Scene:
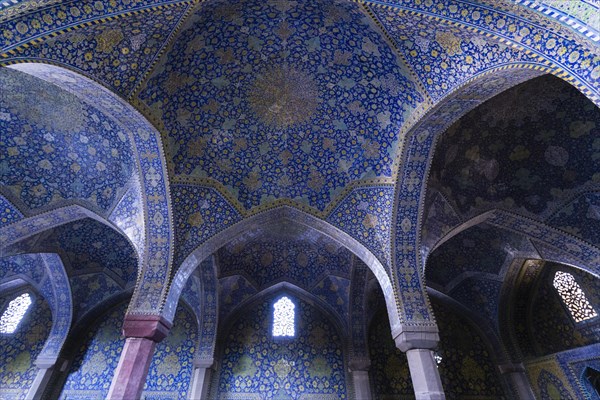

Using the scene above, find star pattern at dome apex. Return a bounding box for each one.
[137,0,424,213]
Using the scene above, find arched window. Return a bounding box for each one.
[272,296,295,337]
[0,292,33,334]
[553,271,597,323]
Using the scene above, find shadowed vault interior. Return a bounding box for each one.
[1,0,599,399]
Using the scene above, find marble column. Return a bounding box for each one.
[395,329,446,400]
[107,315,172,400]
[348,358,372,400]
[498,363,535,399]
[25,356,61,400]
[188,358,214,400]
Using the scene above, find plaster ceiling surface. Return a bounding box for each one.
[136,0,424,213]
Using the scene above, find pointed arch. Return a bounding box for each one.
[3,63,174,316]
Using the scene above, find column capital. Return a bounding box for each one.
[497,362,526,374]
[393,325,439,352]
[123,314,172,342]
[194,358,214,368]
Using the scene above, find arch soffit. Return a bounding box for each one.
[0,203,140,262]
[391,64,547,327]
[2,62,175,316]
[429,209,600,280]
[166,206,401,334]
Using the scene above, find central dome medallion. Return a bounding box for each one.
[138,0,423,212]
[248,66,319,129]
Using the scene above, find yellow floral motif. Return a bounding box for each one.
[156,353,181,376]
[435,31,462,56]
[95,28,124,53]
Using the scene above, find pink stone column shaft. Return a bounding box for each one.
[107,315,171,400]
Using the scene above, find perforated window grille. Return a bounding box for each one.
[0,293,33,334]
[553,271,597,323]
[273,296,295,337]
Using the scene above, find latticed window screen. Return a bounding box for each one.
[553,271,598,323]
[272,296,295,337]
[0,293,33,334]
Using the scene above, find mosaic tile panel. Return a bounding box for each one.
[525,358,577,400]
[8,4,191,97]
[215,295,347,399]
[172,184,242,266]
[138,0,423,212]
[530,265,600,356]
[0,67,135,213]
[556,343,600,400]
[0,0,181,49]
[218,233,352,291]
[326,186,394,269]
[430,75,600,218]
[393,67,542,325]
[373,9,535,100]
[69,273,123,322]
[143,303,196,400]
[219,275,258,321]
[449,277,502,330]
[311,275,350,322]
[7,63,174,316]
[371,0,600,102]
[0,194,23,228]
[349,261,369,358]
[60,301,196,400]
[0,295,52,400]
[548,191,600,247]
[368,299,506,399]
[426,223,525,286]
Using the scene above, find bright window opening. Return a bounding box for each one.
[0,293,33,334]
[272,296,295,337]
[553,271,597,323]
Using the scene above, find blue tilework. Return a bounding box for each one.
[371,0,600,101]
[197,258,218,361]
[219,275,258,321]
[9,4,191,97]
[69,273,123,322]
[39,218,139,286]
[369,299,506,399]
[0,0,182,51]
[548,191,600,247]
[0,295,52,400]
[7,64,174,316]
[0,67,135,213]
[426,223,524,286]
[556,343,600,400]
[449,277,501,330]
[430,75,600,218]
[216,295,347,399]
[218,237,352,291]
[312,275,350,322]
[536,369,575,400]
[421,190,462,254]
[0,194,23,228]
[392,67,543,325]
[326,186,394,269]
[137,0,423,212]
[172,184,242,266]
[373,9,536,100]
[349,261,369,358]
[143,303,197,400]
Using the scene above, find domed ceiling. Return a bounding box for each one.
[137,0,423,213]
